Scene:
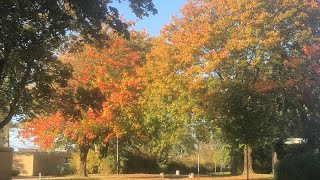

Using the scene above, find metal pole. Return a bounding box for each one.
[246,144,249,180]
[116,137,119,174]
[7,127,10,147]
[197,142,200,175]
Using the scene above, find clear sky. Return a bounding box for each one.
[114,0,187,36]
[10,128,38,151]
[9,0,187,151]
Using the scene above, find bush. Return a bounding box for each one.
[158,163,168,173]
[122,153,159,174]
[59,163,75,176]
[166,159,212,175]
[69,153,78,174]
[12,170,20,177]
[70,150,101,174]
[275,152,320,180]
[99,156,116,174]
[253,146,272,174]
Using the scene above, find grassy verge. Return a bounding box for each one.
[211,171,232,176]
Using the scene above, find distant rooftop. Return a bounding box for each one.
[284,138,306,145]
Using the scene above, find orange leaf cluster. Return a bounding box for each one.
[20,32,147,149]
[254,80,278,92]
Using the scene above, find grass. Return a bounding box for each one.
[46,178,98,180]
[45,175,99,180]
[43,173,273,180]
[211,171,232,176]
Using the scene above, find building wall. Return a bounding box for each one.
[12,154,34,176]
[0,147,13,180]
[33,153,67,176]
[13,152,70,176]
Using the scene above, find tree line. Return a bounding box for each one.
[1,0,320,177]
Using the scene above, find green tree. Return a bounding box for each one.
[138,37,204,163]
[200,130,230,173]
[157,0,320,176]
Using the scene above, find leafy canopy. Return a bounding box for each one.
[19,31,150,150]
[0,0,157,129]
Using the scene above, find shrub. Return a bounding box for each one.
[59,164,75,176]
[122,153,159,174]
[166,159,212,175]
[167,161,189,174]
[69,153,78,173]
[253,146,272,174]
[86,151,101,173]
[70,150,101,174]
[158,163,168,173]
[275,152,320,180]
[12,170,20,177]
[99,156,116,174]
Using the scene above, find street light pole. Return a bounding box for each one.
[246,144,249,180]
[197,142,200,175]
[117,137,119,174]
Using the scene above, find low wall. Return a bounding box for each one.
[0,147,13,180]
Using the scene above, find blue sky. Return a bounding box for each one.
[114,0,187,36]
[10,128,38,151]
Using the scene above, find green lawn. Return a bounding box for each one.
[44,173,273,180]
[211,171,232,176]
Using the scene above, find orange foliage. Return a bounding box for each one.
[19,32,147,149]
[284,79,295,87]
[254,79,278,92]
[19,113,65,149]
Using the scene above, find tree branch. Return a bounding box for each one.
[0,61,32,129]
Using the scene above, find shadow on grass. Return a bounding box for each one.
[170,174,273,180]
[43,173,273,180]
[46,179,98,180]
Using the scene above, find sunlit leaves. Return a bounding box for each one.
[153,0,320,148]
[19,31,149,150]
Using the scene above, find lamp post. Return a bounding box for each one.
[197,142,200,175]
[116,137,119,174]
[246,144,249,180]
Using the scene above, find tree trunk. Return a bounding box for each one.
[0,61,31,129]
[79,145,90,177]
[214,163,217,173]
[243,144,254,177]
[0,96,19,129]
[272,151,278,174]
[99,143,109,158]
[0,59,6,86]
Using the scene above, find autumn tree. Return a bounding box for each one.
[137,36,205,163]
[20,31,150,176]
[155,0,320,176]
[199,129,230,173]
[0,0,157,130]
